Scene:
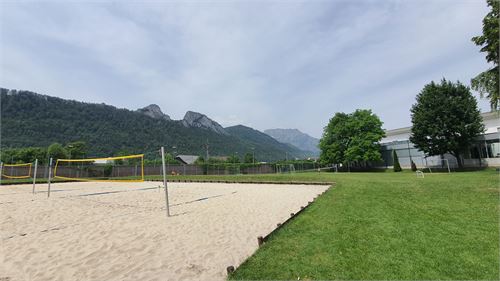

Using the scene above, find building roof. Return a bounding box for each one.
[482,111,500,121]
[382,111,499,143]
[384,111,499,137]
[174,155,199,165]
[384,126,411,137]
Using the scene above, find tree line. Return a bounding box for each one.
[0,141,280,166]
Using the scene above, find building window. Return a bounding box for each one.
[489,141,500,158]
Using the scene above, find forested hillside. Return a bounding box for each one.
[0,88,308,161]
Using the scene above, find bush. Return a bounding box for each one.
[393,150,402,172]
[103,164,113,177]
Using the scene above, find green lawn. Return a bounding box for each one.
[221,170,498,280]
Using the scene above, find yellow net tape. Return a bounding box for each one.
[1,163,33,179]
[54,154,144,182]
[56,154,145,162]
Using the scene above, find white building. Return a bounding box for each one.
[380,111,500,168]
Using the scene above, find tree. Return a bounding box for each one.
[17,147,47,164]
[164,153,179,164]
[47,143,68,160]
[244,152,255,164]
[320,109,385,167]
[195,156,205,164]
[207,157,225,164]
[393,150,402,172]
[471,0,499,110]
[0,147,47,164]
[319,112,350,165]
[65,141,87,159]
[410,79,485,168]
[226,155,240,164]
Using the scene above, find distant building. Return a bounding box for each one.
[380,111,500,168]
[174,155,199,165]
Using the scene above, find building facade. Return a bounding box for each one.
[380,111,500,168]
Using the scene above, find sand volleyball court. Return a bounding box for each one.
[0,181,328,281]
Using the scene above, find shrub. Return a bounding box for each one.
[393,150,402,172]
[411,160,417,172]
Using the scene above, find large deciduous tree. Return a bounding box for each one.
[47,143,68,160]
[319,112,350,165]
[410,79,484,168]
[471,0,499,110]
[320,109,384,167]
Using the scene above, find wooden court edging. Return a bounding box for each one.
[1,179,332,186]
[0,179,77,186]
[161,179,333,186]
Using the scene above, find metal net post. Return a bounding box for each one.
[32,159,38,194]
[47,158,53,198]
[161,147,170,217]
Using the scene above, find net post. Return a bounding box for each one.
[47,158,53,198]
[141,155,144,181]
[32,159,38,194]
[161,147,170,217]
[0,162,3,185]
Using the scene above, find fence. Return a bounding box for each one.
[1,162,326,179]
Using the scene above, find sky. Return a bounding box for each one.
[0,0,493,138]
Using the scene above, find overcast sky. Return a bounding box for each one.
[0,0,492,138]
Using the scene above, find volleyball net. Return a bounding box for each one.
[1,162,33,179]
[53,154,144,182]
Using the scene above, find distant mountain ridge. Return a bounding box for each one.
[225,125,307,159]
[264,128,320,156]
[1,88,309,161]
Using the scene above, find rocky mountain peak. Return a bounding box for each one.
[137,104,171,121]
[182,111,228,135]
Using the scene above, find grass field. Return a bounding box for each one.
[220,170,499,280]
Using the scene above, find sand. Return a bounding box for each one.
[0,181,328,281]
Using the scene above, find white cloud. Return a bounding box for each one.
[0,0,491,138]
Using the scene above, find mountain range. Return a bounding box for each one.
[0,88,316,161]
[264,128,320,156]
